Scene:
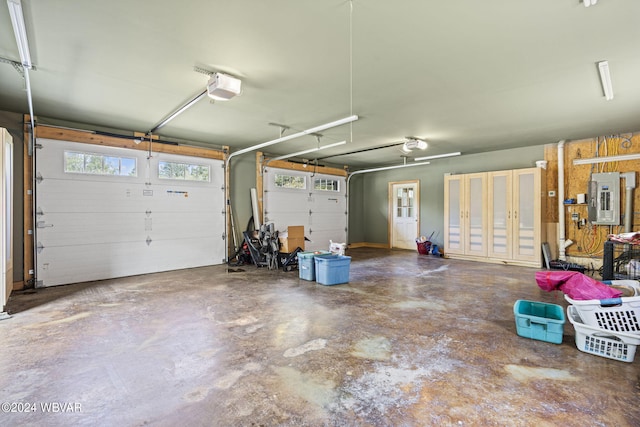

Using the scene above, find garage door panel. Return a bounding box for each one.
[264,212,310,233]
[309,212,347,231]
[264,191,308,212]
[38,180,148,214]
[39,182,220,214]
[37,211,222,246]
[148,238,218,269]
[37,242,154,287]
[37,212,147,245]
[37,238,216,287]
[145,212,222,240]
[149,183,220,209]
[309,197,345,213]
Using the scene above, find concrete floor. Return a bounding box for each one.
[1,248,639,426]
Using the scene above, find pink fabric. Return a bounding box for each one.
[535,271,622,300]
[607,232,640,245]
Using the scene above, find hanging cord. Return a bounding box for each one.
[349,0,354,144]
[145,133,154,185]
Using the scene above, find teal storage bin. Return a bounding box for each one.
[298,251,332,281]
[514,300,565,344]
[315,255,351,286]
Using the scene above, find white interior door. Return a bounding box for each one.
[1,128,13,310]
[391,181,419,250]
[35,139,225,287]
[263,167,346,252]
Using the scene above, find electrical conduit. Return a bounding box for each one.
[558,140,566,261]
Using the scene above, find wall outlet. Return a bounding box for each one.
[548,190,556,197]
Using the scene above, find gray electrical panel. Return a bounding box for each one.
[587,172,620,225]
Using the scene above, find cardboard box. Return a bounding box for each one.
[280,237,304,253]
[287,226,304,238]
[279,226,305,253]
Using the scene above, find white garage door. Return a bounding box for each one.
[35,138,225,287]
[263,167,346,252]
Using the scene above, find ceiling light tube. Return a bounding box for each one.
[229,115,358,159]
[269,140,347,162]
[7,0,32,69]
[573,153,640,165]
[414,152,462,161]
[349,161,431,177]
[597,61,613,100]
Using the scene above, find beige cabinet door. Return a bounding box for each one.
[464,173,487,257]
[512,168,541,264]
[488,170,513,259]
[444,175,464,255]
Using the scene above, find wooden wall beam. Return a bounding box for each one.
[255,152,264,227]
[35,126,224,160]
[22,115,33,289]
[262,158,348,177]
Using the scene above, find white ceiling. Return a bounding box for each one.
[1,0,639,167]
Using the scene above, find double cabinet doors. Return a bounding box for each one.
[444,173,487,257]
[445,168,541,264]
[487,168,540,263]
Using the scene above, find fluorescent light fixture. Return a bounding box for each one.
[414,151,462,161]
[207,72,242,101]
[349,161,431,176]
[229,115,358,159]
[7,0,32,69]
[573,153,640,165]
[269,140,346,162]
[597,61,613,100]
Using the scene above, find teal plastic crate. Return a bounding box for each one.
[298,251,332,281]
[514,300,565,344]
[315,255,351,286]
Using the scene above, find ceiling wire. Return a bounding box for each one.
[349,0,354,145]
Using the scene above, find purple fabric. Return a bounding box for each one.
[535,271,622,300]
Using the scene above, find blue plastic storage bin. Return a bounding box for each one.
[514,300,565,344]
[315,255,351,286]
[298,251,332,281]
